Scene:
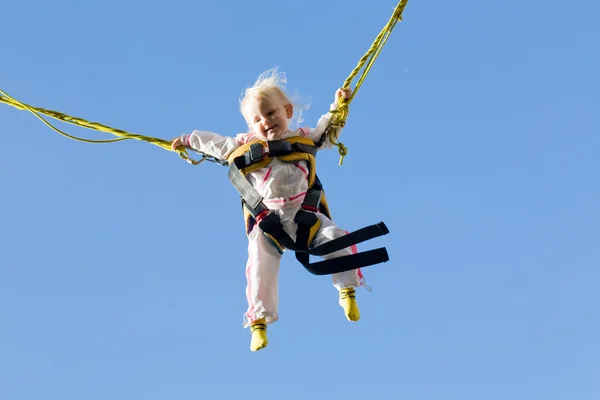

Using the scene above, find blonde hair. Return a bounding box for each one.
[240,67,310,130]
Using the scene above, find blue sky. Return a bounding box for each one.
[1,0,598,399]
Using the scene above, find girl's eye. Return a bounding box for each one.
[268,111,275,116]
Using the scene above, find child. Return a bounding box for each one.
[171,68,367,351]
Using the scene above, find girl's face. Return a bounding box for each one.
[243,93,293,140]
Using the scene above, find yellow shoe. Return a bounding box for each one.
[250,319,268,352]
[339,288,360,322]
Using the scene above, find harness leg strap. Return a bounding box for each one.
[294,220,390,275]
[257,212,299,251]
[308,222,390,256]
[296,248,390,275]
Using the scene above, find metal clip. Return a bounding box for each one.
[178,151,206,166]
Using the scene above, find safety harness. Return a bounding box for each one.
[226,135,389,276]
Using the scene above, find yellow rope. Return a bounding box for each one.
[0,89,196,163]
[328,0,408,165]
[0,0,407,166]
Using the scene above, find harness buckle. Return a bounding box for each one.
[266,140,292,156]
[301,188,322,212]
[245,142,266,165]
[295,209,318,226]
[258,212,282,232]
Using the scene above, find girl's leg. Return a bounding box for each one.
[244,227,283,351]
[311,213,366,321]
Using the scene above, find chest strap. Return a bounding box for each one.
[232,139,318,170]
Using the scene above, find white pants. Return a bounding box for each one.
[243,207,364,327]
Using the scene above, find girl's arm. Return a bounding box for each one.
[172,130,241,160]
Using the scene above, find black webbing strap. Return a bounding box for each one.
[257,213,296,248]
[297,248,390,275]
[294,219,390,275]
[306,222,389,256]
[293,210,318,251]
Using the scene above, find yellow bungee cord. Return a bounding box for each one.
[0,88,203,164]
[327,0,408,165]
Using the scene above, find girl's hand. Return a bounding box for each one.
[335,87,352,104]
[171,136,185,151]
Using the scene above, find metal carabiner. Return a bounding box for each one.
[178,150,206,166]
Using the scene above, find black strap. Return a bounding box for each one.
[293,218,390,275]
[297,247,390,275]
[293,210,317,251]
[307,222,389,256]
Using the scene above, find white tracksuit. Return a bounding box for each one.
[180,108,365,327]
